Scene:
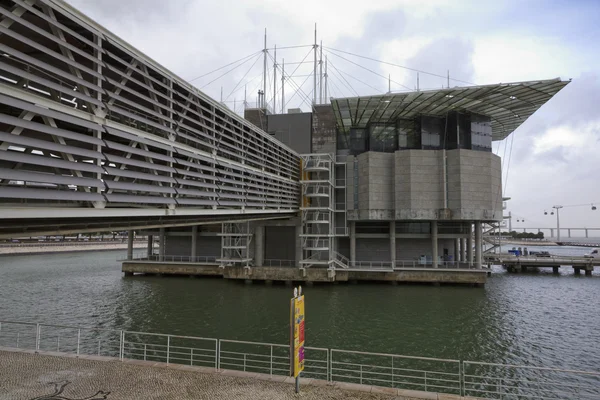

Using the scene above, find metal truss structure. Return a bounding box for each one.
[218,221,253,267]
[299,154,336,268]
[0,0,300,226]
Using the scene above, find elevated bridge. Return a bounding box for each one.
[0,0,301,238]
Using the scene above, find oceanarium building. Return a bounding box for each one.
[193,80,569,273]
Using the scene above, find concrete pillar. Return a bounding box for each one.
[475,221,482,269]
[585,229,589,238]
[553,266,559,274]
[461,238,467,263]
[550,228,554,238]
[254,225,264,267]
[431,221,438,268]
[349,221,356,266]
[568,229,571,238]
[127,230,134,260]
[454,239,460,266]
[159,228,165,262]
[191,226,198,261]
[295,224,302,267]
[585,268,593,276]
[390,221,396,267]
[467,226,474,268]
[147,235,153,259]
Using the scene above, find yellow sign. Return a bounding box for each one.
[291,293,305,377]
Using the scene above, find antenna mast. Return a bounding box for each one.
[262,28,267,108]
[319,40,323,104]
[313,23,317,105]
[281,58,285,113]
[324,56,328,102]
[273,44,277,113]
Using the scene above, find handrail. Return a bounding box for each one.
[1,319,598,398]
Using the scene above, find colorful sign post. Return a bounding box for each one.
[290,286,305,393]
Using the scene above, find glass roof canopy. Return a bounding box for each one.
[331,78,570,141]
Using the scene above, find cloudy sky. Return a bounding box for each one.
[67,0,600,233]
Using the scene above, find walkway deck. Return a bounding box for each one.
[0,348,475,400]
[487,255,599,275]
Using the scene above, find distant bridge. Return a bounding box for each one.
[0,0,300,238]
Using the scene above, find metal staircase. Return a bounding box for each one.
[299,154,335,268]
[218,221,253,266]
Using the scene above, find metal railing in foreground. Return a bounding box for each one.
[463,361,600,400]
[1,320,599,398]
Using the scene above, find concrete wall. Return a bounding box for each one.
[264,226,296,261]
[352,237,456,262]
[163,229,220,258]
[355,238,390,262]
[347,149,502,222]
[244,108,268,131]
[267,112,312,154]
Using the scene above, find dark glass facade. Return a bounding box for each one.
[338,111,492,155]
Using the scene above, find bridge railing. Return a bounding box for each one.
[1,320,600,398]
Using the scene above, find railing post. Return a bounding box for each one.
[326,349,330,382]
[360,364,363,384]
[424,371,427,391]
[391,356,394,388]
[243,353,246,371]
[190,348,194,366]
[76,329,81,356]
[460,361,464,397]
[270,346,273,376]
[144,344,147,361]
[216,340,220,371]
[166,335,171,365]
[98,339,101,356]
[16,332,19,348]
[57,336,60,352]
[119,330,124,361]
[35,324,40,352]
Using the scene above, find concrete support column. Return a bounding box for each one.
[254,225,264,267]
[147,235,153,259]
[467,227,474,268]
[461,238,467,262]
[127,230,134,261]
[159,228,165,262]
[295,224,302,267]
[475,221,482,269]
[390,221,396,267]
[191,226,198,261]
[349,221,356,266]
[454,238,459,266]
[431,221,438,268]
[585,229,589,238]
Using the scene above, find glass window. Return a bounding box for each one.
[397,119,420,149]
[349,128,367,155]
[368,124,397,153]
[421,116,443,149]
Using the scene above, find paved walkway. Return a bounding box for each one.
[0,349,476,400]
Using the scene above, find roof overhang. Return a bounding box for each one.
[331,78,570,141]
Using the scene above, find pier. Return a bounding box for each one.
[486,255,598,275]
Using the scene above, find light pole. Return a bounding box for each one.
[553,205,563,241]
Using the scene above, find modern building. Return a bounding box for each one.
[153,80,569,276]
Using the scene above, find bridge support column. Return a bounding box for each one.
[585,267,593,276]
[127,230,134,261]
[585,229,589,238]
[147,235,153,259]
[475,221,482,269]
[254,225,264,267]
[454,239,459,266]
[390,221,396,268]
[553,266,559,274]
[568,229,571,238]
[159,228,165,262]
[191,226,198,261]
[467,234,474,269]
[350,221,356,266]
[431,221,438,268]
[574,267,581,275]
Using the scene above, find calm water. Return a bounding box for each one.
[0,247,599,373]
